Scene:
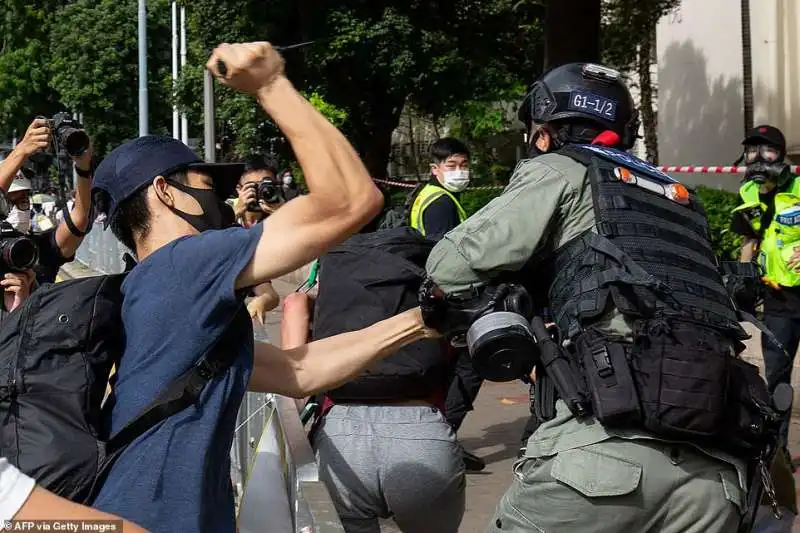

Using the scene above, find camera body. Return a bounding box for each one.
[247,179,284,212]
[0,222,38,274]
[47,113,90,158]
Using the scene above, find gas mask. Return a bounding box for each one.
[419,279,537,381]
[165,181,236,233]
[745,162,790,186]
[743,144,789,186]
[441,170,470,193]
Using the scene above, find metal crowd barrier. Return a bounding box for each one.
[74,225,343,532]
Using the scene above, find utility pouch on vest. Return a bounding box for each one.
[576,332,641,427]
[534,369,557,422]
[630,318,731,439]
[725,357,777,455]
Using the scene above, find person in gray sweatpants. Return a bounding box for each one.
[313,404,465,533]
[281,232,465,533]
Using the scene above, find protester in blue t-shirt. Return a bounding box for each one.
[90,42,437,533]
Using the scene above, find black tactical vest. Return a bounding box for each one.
[533,145,761,447]
[547,144,746,342]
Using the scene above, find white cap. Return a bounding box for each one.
[9,175,31,193]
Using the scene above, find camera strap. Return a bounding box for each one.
[62,205,93,238]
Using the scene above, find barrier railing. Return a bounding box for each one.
[73,225,342,532]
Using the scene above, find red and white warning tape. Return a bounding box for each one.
[659,165,800,174]
[374,165,800,190]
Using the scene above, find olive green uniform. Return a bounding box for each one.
[426,153,746,532]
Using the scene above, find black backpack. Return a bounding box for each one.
[312,227,452,401]
[377,184,424,230]
[0,274,236,503]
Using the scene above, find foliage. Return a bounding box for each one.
[49,0,174,156]
[696,185,743,261]
[0,1,69,140]
[448,85,527,184]
[460,188,503,217]
[179,0,545,176]
[602,0,680,69]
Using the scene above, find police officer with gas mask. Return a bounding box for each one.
[419,63,778,532]
[731,126,800,443]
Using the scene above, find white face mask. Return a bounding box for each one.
[441,170,470,193]
[6,206,31,233]
[282,174,293,187]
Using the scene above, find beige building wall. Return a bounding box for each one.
[750,0,800,158]
[656,0,800,188]
[656,0,745,171]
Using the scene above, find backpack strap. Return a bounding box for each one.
[104,327,237,456]
[87,312,242,504]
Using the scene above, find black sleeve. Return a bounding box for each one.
[34,230,72,269]
[729,211,759,239]
[422,195,462,242]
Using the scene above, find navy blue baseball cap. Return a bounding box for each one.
[92,136,244,224]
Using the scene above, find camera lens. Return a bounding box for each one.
[257,180,283,205]
[62,128,90,157]
[1,237,38,271]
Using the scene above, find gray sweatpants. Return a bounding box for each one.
[313,404,465,533]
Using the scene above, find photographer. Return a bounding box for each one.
[234,154,283,228]
[234,155,283,323]
[0,118,94,284]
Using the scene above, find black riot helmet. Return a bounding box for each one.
[518,63,640,150]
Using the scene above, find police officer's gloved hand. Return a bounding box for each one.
[418,277,512,336]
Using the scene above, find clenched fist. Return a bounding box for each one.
[206,42,285,95]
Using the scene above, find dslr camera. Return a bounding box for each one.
[47,113,90,158]
[0,222,38,274]
[246,179,284,212]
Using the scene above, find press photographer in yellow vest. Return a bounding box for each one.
[731,126,800,431]
[409,138,469,242]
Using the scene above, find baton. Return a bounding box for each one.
[215,41,316,77]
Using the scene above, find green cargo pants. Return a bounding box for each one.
[486,399,746,533]
[486,437,743,533]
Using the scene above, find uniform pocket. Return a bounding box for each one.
[550,447,642,497]
[719,469,744,514]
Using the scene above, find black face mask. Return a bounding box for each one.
[165,180,235,233]
[744,161,790,187]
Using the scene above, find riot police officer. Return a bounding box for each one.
[731,126,800,415]
[421,63,763,532]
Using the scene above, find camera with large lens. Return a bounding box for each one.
[47,113,90,158]
[0,222,38,274]
[247,179,284,211]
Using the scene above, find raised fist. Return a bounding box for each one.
[207,42,285,95]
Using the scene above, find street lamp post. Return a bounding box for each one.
[138,0,149,136]
[171,1,179,139]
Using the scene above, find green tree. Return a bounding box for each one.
[178,0,544,177]
[0,1,69,140]
[603,0,682,163]
[49,0,174,156]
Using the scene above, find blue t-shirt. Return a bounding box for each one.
[93,225,264,533]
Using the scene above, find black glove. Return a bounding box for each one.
[419,278,523,335]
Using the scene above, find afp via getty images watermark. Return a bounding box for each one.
[2,521,122,532]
